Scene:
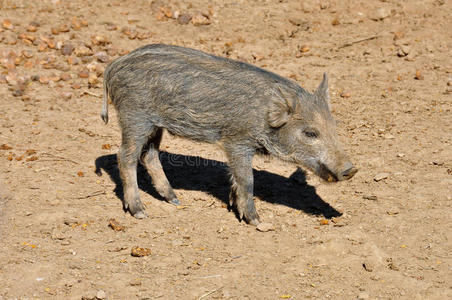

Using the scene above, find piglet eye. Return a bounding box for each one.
[304,130,318,138]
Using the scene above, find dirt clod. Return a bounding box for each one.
[0,144,13,150]
[178,14,192,25]
[131,246,151,257]
[319,219,329,225]
[2,19,14,30]
[108,218,125,231]
[374,173,389,181]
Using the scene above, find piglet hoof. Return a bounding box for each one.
[169,198,180,206]
[132,210,149,219]
[243,211,261,226]
[129,201,148,219]
[247,218,260,226]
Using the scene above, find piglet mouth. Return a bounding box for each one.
[317,163,339,182]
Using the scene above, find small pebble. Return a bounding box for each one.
[94,51,110,63]
[22,50,34,58]
[387,258,399,271]
[60,73,72,81]
[331,18,340,26]
[61,92,73,100]
[96,290,106,300]
[191,13,210,26]
[74,45,93,57]
[27,25,38,32]
[256,222,275,232]
[289,17,303,26]
[414,70,423,80]
[81,291,96,300]
[61,43,74,56]
[369,7,390,20]
[397,45,410,57]
[91,35,109,46]
[362,261,374,272]
[106,23,117,31]
[299,45,310,53]
[88,73,98,85]
[374,173,389,181]
[331,216,347,227]
[2,19,14,30]
[154,228,165,235]
[393,31,405,40]
[130,279,142,286]
[358,291,370,299]
[171,239,183,247]
[340,91,351,98]
[177,14,192,25]
[78,70,89,78]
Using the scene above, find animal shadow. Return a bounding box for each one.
[94,152,341,219]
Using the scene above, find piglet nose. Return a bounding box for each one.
[339,162,358,180]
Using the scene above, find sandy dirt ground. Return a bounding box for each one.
[0,0,451,299]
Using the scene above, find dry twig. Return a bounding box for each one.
[338,33,382,49]
[198,286,224,300]
[195,274,222,279]
[36,153,79,164]
[74,190,106,199]
[80,90,101,98]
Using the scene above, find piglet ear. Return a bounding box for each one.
[315,73,330,103]
[267,85,296,128]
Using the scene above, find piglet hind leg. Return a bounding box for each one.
[225,144,260,226]
[140,128,180,206]
[117,125,151,219]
